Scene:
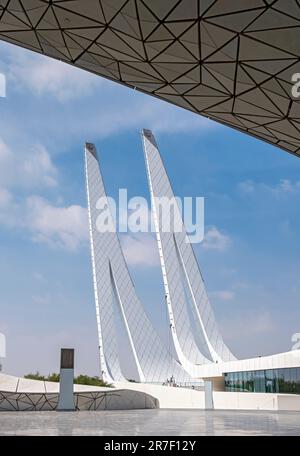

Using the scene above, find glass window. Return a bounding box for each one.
[236,372,241,392]
[224,368,300,394]
[283,368,292,393]
[296,368,300,394]
[260,370,266,393]
[233,372,239,392]
[230,372,235,392]
[229,373,234,392]
[265,369,274,393]
[244,371,251,392]
[224,373,229,390]
[253,371,259,392]
[283,368,291,382]
[242,371,247,392]
[248,370,254,392]
[230,372,235,391]
[290,368,297,383]
[290,368,297,393]
[238,372,244,392]
[273,369,279,393]
[225,373,232,392]
[253,370,265,393]
[277,369,285,393]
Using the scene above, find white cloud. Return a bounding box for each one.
[0,43,218,257]
[0,188,12,207]
[24,196,88,251]
[0,192,88,251]
[253,312,275,333]
[32,294,51,306]
[222,311,275,341]
[0,137,11,161]
[6,45,100,102]
[238,178,300,195]
[276,179,300,193]
[2,41,215,137]
[202,226,231,251]
[238,179,255,193]
[279,219,294,237]
[0,188,19,227]
[33,272,46,282]
[278,179,293,192]
[145,101,215,135]
[0,137,57,189]
[22,144,57,187]
[65,93,215,141]
[121,234,159,267]
[209,290,235,301]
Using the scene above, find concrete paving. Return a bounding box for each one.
[0,409,300,435]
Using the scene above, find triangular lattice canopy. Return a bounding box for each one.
[1,1,300,157]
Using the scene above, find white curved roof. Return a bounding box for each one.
[0,373,112,393]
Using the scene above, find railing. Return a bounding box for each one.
[144,381,204,391]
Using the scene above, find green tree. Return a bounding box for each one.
[24,372,112,387]
[74,374,112,387]
[24,372,45,381]
[47,373,60,382]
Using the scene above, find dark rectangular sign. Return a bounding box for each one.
[60,348,74,369]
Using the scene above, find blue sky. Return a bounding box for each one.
[0,41,300,377]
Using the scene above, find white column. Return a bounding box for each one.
[204,380,214,410]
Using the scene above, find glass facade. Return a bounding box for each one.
[224,367,300,394]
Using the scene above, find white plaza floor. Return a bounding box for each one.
[0,409,299,436]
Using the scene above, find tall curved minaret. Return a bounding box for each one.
[142,129,236,377]
[85,142,192,383]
